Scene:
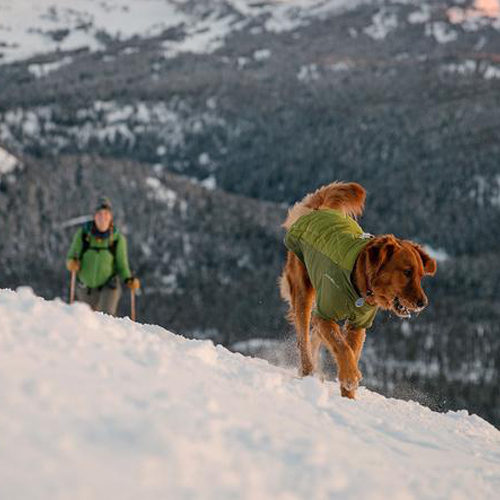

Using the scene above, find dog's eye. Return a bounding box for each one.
[403,269,412,278]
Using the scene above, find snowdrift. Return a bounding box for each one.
[0,288,499,499]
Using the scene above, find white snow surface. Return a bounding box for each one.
[1,287,499,499]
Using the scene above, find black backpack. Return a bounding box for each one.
[80,221,118,259]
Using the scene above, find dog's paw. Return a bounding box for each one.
[299,358,314,377]
[339,368,362,392]
[340,378,359,392]
[299,365,314,378]
[340,386,356,399]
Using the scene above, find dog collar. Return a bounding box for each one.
[355,289,373,308]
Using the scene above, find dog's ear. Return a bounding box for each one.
[368,236,397,272]
[408,243,437,276]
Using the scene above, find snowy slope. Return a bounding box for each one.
[0,288,499,499]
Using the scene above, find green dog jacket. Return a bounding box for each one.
[284,209,378,329]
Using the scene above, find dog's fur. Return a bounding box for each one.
[280,182,437,399]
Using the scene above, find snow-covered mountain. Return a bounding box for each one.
[0,287,499,499]
[0,0,365,64]
[2,0,500,64]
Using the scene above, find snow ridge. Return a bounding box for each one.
[0,0,373,64]
[0,288,499,499]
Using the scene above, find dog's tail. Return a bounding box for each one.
[282,181,366,230]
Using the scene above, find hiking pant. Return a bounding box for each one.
[75,276,122,316]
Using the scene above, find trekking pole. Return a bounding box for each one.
[130,288,136,321]
[69,270,76,304]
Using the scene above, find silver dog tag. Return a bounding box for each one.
[355,297,365,308]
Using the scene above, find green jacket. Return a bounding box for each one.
[67,223,132,289]
[284,209,378,329]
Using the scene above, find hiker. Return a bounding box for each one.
[66,197,140,316]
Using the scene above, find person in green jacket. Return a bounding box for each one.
[66,197,140,316]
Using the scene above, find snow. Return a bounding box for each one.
[2,1,500,65]
[0,0,186,64]
[329,60,353,71]
[426,22,458,44]
[484,65,500,79]
[198,152,211,166]
[441,59,500,80]
[253,48,271,61]
[0,146,20,175]
[27,56,73,78]
[0,287,499,499]
[0,100,226,156]
[200,175,218,190]
[0,146,23,183]
[364,8,399,40]
[490,174,500,207]
[145,177,178,209]
[297,64,320,82]
[470,174,500,207]
[408,5,431,25]
[443,59,478,76]
[163,11,238,59]
[0,1,381,65]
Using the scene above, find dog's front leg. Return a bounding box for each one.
[315,318,362,398]
[345,324,366,363]
[340,325,366,398]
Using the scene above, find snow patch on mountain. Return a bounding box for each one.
[0,0,186,64]
[442,59,500,79]
[0,100,226,157]
[0,146,21,176]
[364,7,399,40]
[27,56,73,78]
[0,1,380,64]
[3,1,500,64]
[0,288,499,499]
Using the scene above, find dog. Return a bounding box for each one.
[279,182,437,398]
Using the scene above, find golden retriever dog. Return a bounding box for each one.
[279,182,437,398]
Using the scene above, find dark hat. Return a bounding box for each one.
[95,196,112,212]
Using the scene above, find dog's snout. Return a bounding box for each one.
[416,298,428,309]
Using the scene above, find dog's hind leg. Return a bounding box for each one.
[310,319,324,380]
[285,253,315,377]
[314,318,362,398]
[293,288,315,377]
